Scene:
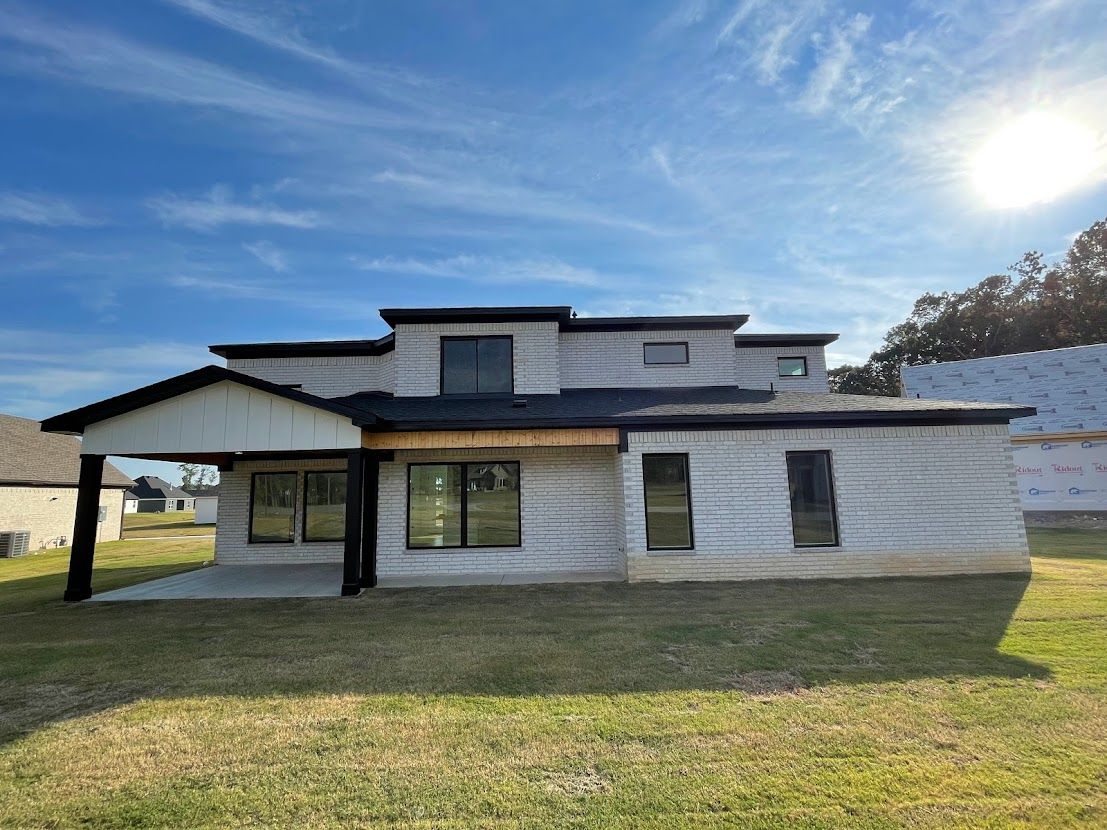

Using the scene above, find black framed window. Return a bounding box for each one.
[303,471,346,542]
[249,472,296,543]
[643,342,689,365]
[786,451,840,547]
[440,336,513,394]
[778,356,808,377]
[643,454,693,550]
[408,462,521,548]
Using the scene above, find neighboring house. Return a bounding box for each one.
[42,305,1035,601]
[0,413,132,552]
[191,485,219,525]
[123,476,195,513]
[902,343,1107,514]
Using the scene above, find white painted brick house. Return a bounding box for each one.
[42,305,1034,600]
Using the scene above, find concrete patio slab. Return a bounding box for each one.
[89,563,343,601]
[376,570,625,588]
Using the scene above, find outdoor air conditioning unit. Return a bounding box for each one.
[0,531,31,558]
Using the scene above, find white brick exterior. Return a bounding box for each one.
[392,322,560,396]
[622,424,1029,581]
[377,446,622,577]
[735,344,829,392]
[0,485,124,551]
[559,330,739,388]
[228,354,394,397]
[215,458,347,564]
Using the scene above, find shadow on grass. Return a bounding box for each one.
[0,568,1044,746]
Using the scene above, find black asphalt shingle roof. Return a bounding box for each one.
[126,475,193,501]
[333,386,1035,431]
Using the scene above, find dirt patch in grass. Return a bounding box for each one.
[726,670,807,695]
[542,765,613,796]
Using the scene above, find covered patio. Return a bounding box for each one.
[40,366,384,601]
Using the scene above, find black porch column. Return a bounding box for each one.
[341,449,364,596]
[64,454,105,602]
[360,454,379,588]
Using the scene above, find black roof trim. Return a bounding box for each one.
[370,411,1030,432]
[41,365,378,435]
[735,333,839,347]
[379,306,573,327]
[565,314,749,332]
[210,333,394,359]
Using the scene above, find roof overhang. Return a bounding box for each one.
[380,306,573,327]
[735,333,839,347]
[41,365,379,436]
[210,333,394,360]
[564,314,749,333]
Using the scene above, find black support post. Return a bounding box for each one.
[64,454,105,602]
[341,449,364,596]
[360,454,379,588]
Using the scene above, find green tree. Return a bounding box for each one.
[829,216,1107,395]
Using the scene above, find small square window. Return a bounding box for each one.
[778,356,808,377]
[643,342,689,365]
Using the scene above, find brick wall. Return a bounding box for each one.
[392,321,560,396]
[735,344,829,392]
[227,354,394,397]
[559,329,738,388]
[622,424,1030,581]
[0,485,124,551]
[215,458,347,564]
[377,446,622,577]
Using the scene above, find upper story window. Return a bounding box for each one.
[777,356,808,377]
[440,336,513,395]
[643,342,689,365]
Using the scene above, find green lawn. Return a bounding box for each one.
[122,510,215,538]
[0,530,1104,828]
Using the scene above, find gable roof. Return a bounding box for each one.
[40,365,378,435]
[333,386,1035,431]
[0,414,133,488]
[126,475,192,500]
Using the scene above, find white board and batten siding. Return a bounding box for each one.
[81,381,362,456]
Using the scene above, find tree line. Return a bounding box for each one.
[829,215,1107,396]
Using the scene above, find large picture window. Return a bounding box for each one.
[643,342,689,365]
[408,462,521,548]
[249,472,296,543]
[786,451,840,547]
[778,356,808,377]
[303,471,346,542]
[643,454,693,550]
[440,336,513,395]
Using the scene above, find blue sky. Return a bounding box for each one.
[2,0,1105,483]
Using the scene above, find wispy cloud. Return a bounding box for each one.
[349,254,608,287]
[800,13,872,114]
[148,185,319,230]
[0,4,470,137]
[0,191,101,227]
[243,240,289,271]
[169,274,380,318]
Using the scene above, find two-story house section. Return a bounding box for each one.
[43,305,1034,601]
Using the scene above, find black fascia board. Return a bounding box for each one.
[210,333,395,359]
[379,306,573,327]
[41,365,379,435]
[365,406,1035,433]
[564,314,749,332]
[734,333,840,347]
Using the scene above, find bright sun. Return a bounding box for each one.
[972,112,1099,209]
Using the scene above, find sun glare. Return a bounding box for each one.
[972,112,1099,209]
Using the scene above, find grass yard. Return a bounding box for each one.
[122,510,214,539]
[0,530,1104,828]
